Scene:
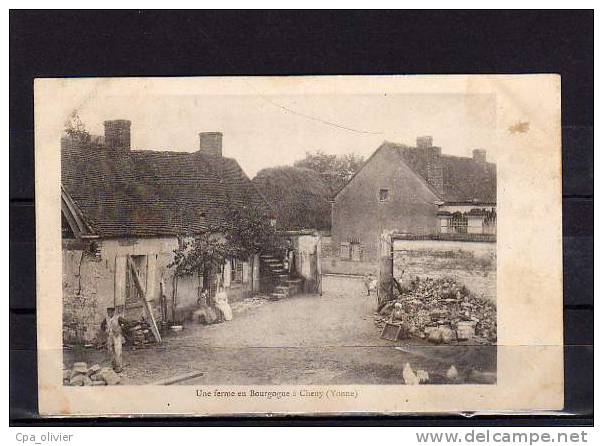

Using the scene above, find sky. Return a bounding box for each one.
[74,92,497,178]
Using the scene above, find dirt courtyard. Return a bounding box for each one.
[65,276,496,385]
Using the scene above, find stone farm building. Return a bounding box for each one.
[326,136,497,279]
[61,120,272,343]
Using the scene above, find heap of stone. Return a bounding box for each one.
[377,276,496,345]
[123,319,156,346]
[64,362,121,386]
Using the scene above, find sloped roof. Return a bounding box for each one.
[252,166,331,231]
[439,155,496,203]
[61,139,271,238]
[335,141,496,204]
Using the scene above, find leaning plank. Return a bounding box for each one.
[127,256,162,343]
[392,277,405,295]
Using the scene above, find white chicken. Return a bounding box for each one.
[416,369,430,383]
[365,274,378,296]
[403,363,420,385]
[403,363,430,384]
[446,365,459,382]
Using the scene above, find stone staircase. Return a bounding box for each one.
[259,253,304,300]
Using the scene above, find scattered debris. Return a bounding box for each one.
[376,276,496,345]
[64,362,121,386]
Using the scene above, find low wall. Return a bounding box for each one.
[392,237,496,302]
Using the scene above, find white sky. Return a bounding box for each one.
[75,92,496,178]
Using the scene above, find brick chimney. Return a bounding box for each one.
[416,135,433,150]
[103,119,131,151]
[199,132,223,157]
[473,149,487,165]
[416,136,443,195]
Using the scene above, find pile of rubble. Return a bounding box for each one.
[377,276,496,345]
[122,319,156,346]
[64,362,121,386]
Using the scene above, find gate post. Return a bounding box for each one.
[378,230,394,310]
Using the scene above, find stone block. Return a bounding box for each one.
[439,325,457,344]
[426,327,442,344]
[69,374,87,386]
[87,364,101,375]
[99,367,121,385]
[456,322,476,341]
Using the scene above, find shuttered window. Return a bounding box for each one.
[340,242,351,260]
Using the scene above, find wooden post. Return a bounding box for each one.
[378,230,394,311]
[127,256,162,343]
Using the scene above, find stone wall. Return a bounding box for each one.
[62,249,105,343]
[62,236,258,344]
[392,237,496,302]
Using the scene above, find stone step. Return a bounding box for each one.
[270,292,287,300]
[262,258,281,264]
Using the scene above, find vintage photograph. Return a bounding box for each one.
[35,75,563,416]
[58,86,497,387]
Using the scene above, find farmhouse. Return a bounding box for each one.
[61,120,272,343]
[327,136,496,275]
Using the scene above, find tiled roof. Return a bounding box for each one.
[383,142,496,204]
[61,139,271,238]
[439,155,497,203]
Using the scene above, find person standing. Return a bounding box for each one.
[101,306,126,373]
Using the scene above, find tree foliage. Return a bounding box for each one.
[293,150,365,196]
[252,166,331,231]
[64,110,91,143]
[169,201,283,284]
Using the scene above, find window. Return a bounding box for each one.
[379,189,390,202]
[340,241,362,261]
[449,212,468,234]
[340,242,351,260]
[351,242,362,262]
[231,258,244,284]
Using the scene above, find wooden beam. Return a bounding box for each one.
[127,256,162,343]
